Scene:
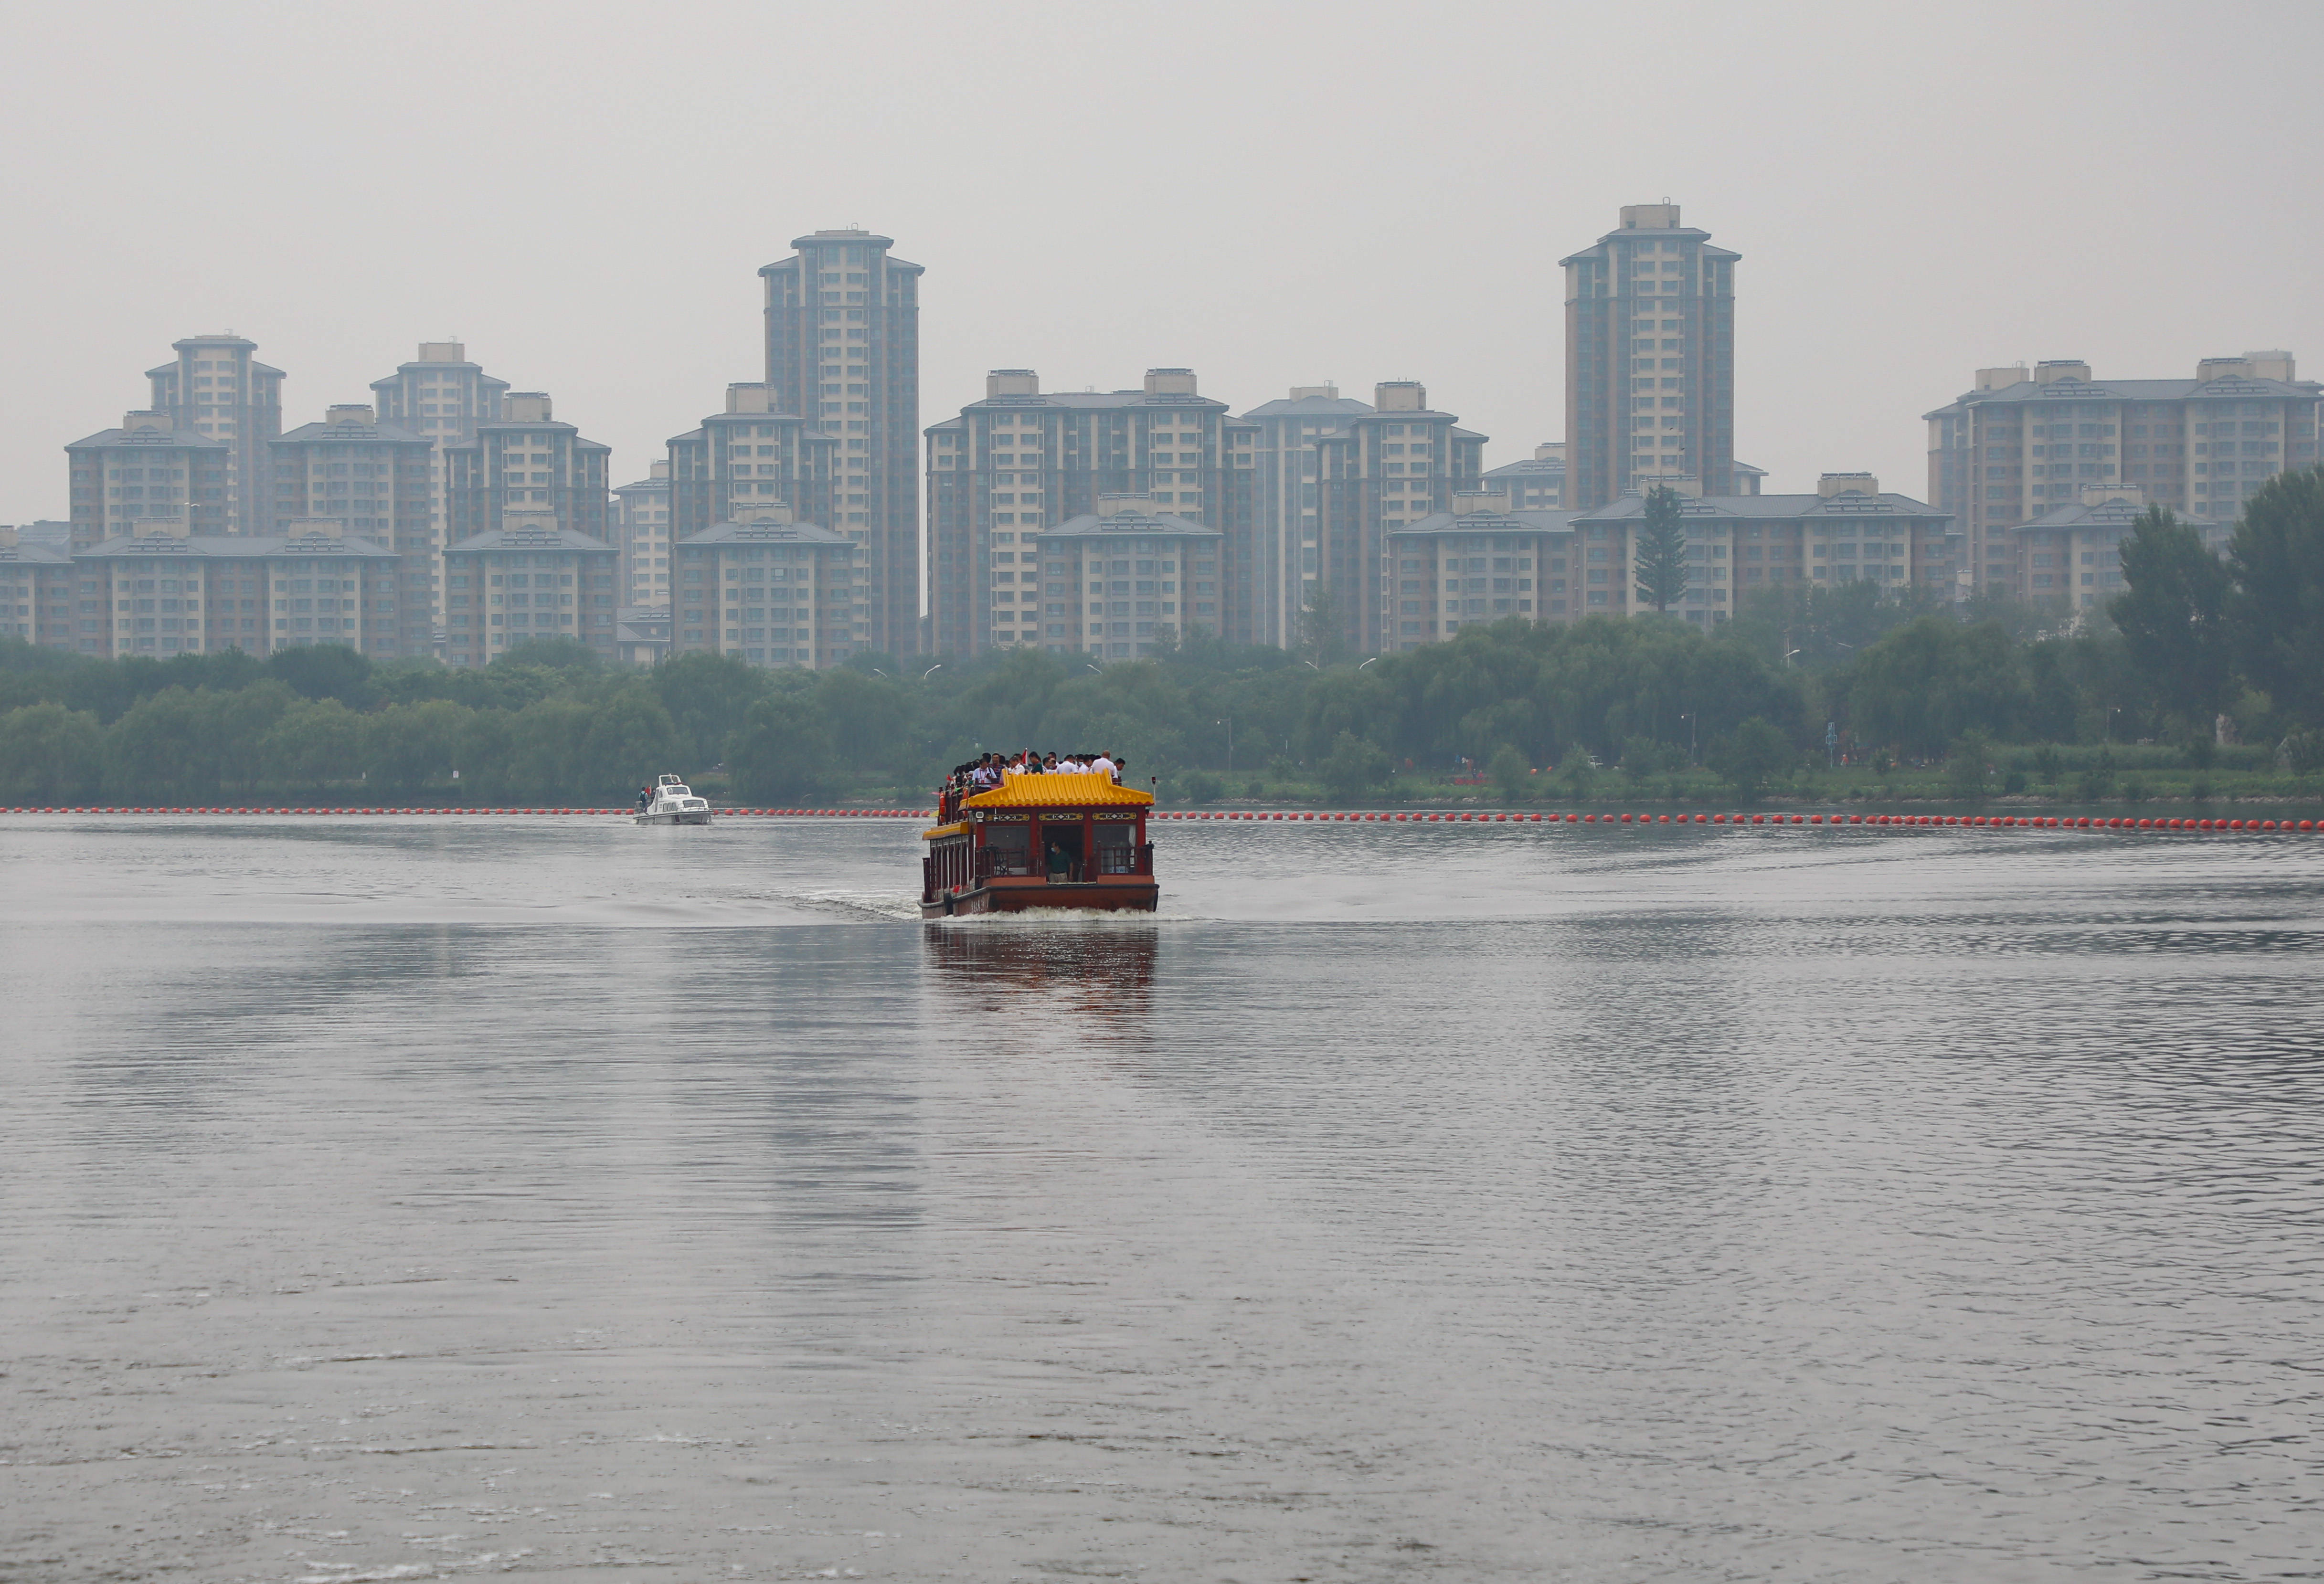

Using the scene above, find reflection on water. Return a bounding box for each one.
[1,817,2321,1583]
[925,917,1158,1011]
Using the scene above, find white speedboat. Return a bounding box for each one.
[636,774,713,826]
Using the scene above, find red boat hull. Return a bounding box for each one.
[921,876,1159,918]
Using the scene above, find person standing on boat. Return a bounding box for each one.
[1090,751,1116,782]
[636,785,652,811]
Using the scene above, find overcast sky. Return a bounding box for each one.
[2,0,2318,525]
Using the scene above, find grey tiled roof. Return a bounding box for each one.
[1039,510,1222,540]
[1240,396,1377,419]
[1391,509,1576,537]
[0,541,72,565]
[66,425,230,451]
[80,529,397,559]
[1573,490,1952,526]
[2011,498,2222,534]
[679,517,849,547]
[276,420,430,445]
[1925,374,2322,418]
[446,525,617,554]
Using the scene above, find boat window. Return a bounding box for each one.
[985,822,1030,876]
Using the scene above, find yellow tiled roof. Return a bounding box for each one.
[960,771,1154,810]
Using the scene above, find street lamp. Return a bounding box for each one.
[1358,656,1377,669]
[1217,717,1233,775]
[922,664,942,680]
[1679,711,1696,764]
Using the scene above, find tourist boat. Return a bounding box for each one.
[636,773,713,826]
[921,771,1157,917]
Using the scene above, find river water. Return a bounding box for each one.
[2,814,2319,1583]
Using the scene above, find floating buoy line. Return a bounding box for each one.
[1,807,2314,833]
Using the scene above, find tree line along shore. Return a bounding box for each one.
[3,474,2322,812]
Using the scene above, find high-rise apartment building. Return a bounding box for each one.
[613,460,674,608]
[65,413,232,551]
[1383,475,1955,651]
[442,394,611,667]
[370,342,512,644]
[1238,385,1377,648]
[441,509,620,665]
[1033,499,1226,661]
[666,382,838,543]
[267,406,435,657]
[759,229,922,655]
[1386,495,1572,650]
[1994,486,2234,614]
[0,527,76,651]
[73,519,401,660]
[668,507,867,669]
[1562,203,1740,511]
[1312,382,1486,656]
[143,334,285,534]
[924,369,1244,657]
[1923,351,2322,594]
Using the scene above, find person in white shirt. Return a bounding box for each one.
[1089,752,1115,780]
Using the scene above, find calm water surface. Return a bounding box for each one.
[1,814,2320,1583]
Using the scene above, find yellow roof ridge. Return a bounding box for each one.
[961,769,1154,810]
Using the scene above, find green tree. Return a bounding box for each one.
[200,680,296,794]
[2112,504,2233,732]
[577,687,681,799]
[454,710,516,801]
[1947,729,1995,801]
[1846,616,2025,756]
[263,698,364,793]
[266,643,376,706]
[815,667,909,772]
[1633,486,1689,615]
[652,651,770,764]
[0,702,104,803]
[1560,744,1597,800]
[364,699,472,796]
[497,635,602,672]
[727,693,836,805]
[2227,465,2324,727]
[1487,743,1532,803]
[1708,716,1791,801]
[1318,729,1389,802]
[105,687,219,802]
[504,697,594,803]
[1297,582,1350,666]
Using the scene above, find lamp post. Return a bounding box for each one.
[922,664,942,680]
[1217,717,1233,775]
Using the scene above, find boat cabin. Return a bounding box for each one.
[922,771,1156,917]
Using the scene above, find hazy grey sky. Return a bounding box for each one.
[3,0,2318,524]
